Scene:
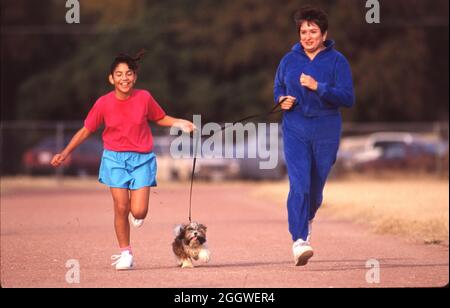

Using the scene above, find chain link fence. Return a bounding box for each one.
[1,120,448,178]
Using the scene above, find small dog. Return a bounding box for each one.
[172,221,210,268]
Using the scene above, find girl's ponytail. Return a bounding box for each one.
[110,49,146,74]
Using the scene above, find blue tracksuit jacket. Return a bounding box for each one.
[273,40,355,242]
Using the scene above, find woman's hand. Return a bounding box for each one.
[173,119,197,133]
[279,96,297,110]
[300,73,318,91]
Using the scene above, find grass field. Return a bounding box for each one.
[252,175,449,246]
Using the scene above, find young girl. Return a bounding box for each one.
[51,51,195,270]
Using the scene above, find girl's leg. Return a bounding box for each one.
[110,187,131,248]
[130,186,150,220]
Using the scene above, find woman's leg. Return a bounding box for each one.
[283,129,312,242]
[309,116,341,220]
[307,144,337,245]
[130,186,150,220]
[110,188,131,248]
[309,159,325,221]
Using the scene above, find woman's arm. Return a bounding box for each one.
[155,115,196,133]
[315,56,355,108]
[273,60,287,104]
[50,126,92,167]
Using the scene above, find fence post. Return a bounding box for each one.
[433,121,449,178]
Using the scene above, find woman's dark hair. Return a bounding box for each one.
[294,6,328,34]
[110,49,146,74]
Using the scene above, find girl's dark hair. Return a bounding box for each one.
[294,6,328,34]
[110,49,146,74]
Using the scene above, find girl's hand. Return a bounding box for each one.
[300,73,318,91]
[279,96,297,110]
[50,153,68,167]
[173,119,197,133]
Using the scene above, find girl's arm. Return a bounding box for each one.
[51,127,92,167]
[155,115,196,133]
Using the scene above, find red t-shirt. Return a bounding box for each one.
[84,89,166,153]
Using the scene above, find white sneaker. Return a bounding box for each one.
[293,239,314,266]
[111,250,134,270]
[129,213,144,228]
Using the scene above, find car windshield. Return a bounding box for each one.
[373,141,405,150]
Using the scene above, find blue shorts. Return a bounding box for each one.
[98,150,157,190]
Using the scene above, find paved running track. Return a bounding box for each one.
[1,183,448,288]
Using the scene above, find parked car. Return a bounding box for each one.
[153,136,192,181]
[342,132,448,172]
[153,135,240,181]
[237,128,287,180]
[154,125,287,181]
[195,156,240,181]
[22,136,103,175]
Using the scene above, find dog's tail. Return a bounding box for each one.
[173,224,183,237]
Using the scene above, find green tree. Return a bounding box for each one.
[12,0,449,123]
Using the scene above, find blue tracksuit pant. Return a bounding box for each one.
[282,113,341,242]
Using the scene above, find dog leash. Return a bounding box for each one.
[188,98,289,222]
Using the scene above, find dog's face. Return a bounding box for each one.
[178,222,207,247]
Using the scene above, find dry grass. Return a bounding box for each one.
[251,176,449,245]
[0,176,103,194]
